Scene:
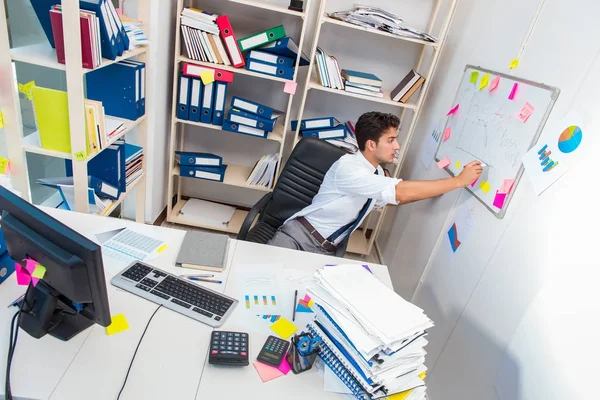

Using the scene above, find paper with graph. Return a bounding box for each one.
[435,65,559,217]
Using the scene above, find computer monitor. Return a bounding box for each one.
[0,185,111,341]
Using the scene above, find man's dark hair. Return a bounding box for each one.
[354,112,400,151]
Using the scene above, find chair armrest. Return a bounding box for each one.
[238,193,271,240]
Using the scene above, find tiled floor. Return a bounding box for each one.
[161,221,381,264]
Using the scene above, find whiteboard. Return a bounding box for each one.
[435,65,560,218]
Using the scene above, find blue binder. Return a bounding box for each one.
[291,117,340,132]
[89,176,120,200]
[200,81,214,124]
[258,37,310,66]
[86,145,122,192]
[230,96,280,119]
[212,82,228,126]
[246,59,294,80]
[222,120,268,138]
[29,0,59,48]
[246,50,294,68]
[79,0,121,59]
[86,62,139,120]
[119,60,146,117]
[177,75,192,120]
[188,78,203,122]
[228,109,276,132]
[175,151,222,167]
[180,165,227,182]
[114,139,127,193]
[301,125,347,140]
[104,0,130,51]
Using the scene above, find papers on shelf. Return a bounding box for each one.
[246,154,278,188]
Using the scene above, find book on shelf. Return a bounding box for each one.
[180,7,233,67]
[391,70,425,103]
[314,50,384,97]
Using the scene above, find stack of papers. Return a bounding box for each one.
[329,5,437,43]
[306,265,433,399]
[326,121,358,153]
[246,154,278,189]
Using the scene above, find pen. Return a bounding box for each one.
[292,289,298,322]
[186,277,222,284]
[181,274,214,278]
[7,294,25,308]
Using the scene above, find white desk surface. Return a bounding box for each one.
[0,208,392,400]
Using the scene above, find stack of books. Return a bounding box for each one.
[391,70,425,104]
[291,117,347,141]
[176,151,227,183]
[180,8,236,67]
[306,264,433,399]
[341,69,384,98]
[314,47,343,89]
[125,143,143,188]
[222,96,283,138]
[246,154,278,189]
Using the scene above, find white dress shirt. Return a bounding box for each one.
[286,151,401,245]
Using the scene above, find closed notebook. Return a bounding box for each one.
[175,231,229,271]
[31,86,72,153]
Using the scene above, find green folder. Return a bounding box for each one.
[237,25,286,52]
[31,86,72,153]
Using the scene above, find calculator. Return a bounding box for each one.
[208,331,249,366]
[257,335,290,367]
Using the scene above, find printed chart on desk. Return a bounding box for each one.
[436,65,560,217]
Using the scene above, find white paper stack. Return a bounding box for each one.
[178,198,236,228]
[246,154,278,189]
[306,265,433,399]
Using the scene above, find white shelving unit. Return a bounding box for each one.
[166,0,312,231]
[0,1,150,221]
[293,0,459,255]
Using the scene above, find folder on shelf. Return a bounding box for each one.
[180,164,227,182]
[31,86,72,154]
[86,62,140,120]
[215,15,245,68]
[85,144,122,192]
[246,59,294,80]
[258,37,310,66]
[301,125,347,140]
[212,82,227,126]
[246,50,294,68]
[120,60,146,116]
[182,63,234,83]
[49,6,100,69]
[228,109,276,132]
[200,81,214,124]
[89,176,120,200]
[230,96,282,120]
[175,151,222,167]
[221,120,268,139]
[177,75,192,120]
[237,25,286,52]
[291,117,340,131]
[105,0,130,51]
[79,0,120,60]
[189,78,203,122]
[114,139,127,192]
[117,60,142,118]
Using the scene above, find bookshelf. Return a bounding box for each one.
[293,0,459,255]
[0,1,150,221]
[166,0,312,231]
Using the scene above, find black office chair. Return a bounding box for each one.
[238,138,348,257]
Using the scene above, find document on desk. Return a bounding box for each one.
[99,228,166,272]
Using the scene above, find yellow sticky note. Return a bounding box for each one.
[157,244,168,253]
[419,371,427,380]
[0,157,9,175]
[18,81,36,100]
[469,71,479,84]
[270,316,297,340]
[74,151,86,161]
[32,264,46,279]
[200,71,215,85]
[455,161,461,169]
[106,314,130,336]
[0,111,4,128]
[479,73,490,90]
[480,180,491,193]
[509,58,520,69]
[307,299,314,308]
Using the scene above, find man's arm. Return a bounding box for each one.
[394,161,482,204]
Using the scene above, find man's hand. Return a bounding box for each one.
[456,161,483,187]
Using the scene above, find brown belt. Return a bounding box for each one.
[296,217,337,253]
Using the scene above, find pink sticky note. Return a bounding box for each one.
[446,104,459,116]
[116,7,123,15]
[253,361,284,382]
[277,357,291,375]
[493,191,507,209]
[24,259,41,286]
[516,102,534,123]
[508,83,518,100]
[443,127,451,141]
[499,179,515,194]
[15,264,31,286]
[283,81,297,95]
[303,294,311,303]
[437,157,451,169]
[470,178,479,188]
[489,76,500,92]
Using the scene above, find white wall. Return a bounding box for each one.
[378,0,600,399]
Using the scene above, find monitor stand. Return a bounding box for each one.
[19,281,93,341]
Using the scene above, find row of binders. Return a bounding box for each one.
[306,265,432,400]
[180,7,308,80]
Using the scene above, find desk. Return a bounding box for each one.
[0,208,392,400]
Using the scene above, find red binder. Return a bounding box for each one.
[215,15,245,68]
[182,63,234,83]
[50,8,95,69]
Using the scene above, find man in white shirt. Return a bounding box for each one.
[267,111,483,255]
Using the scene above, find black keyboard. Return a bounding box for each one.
[111,262,238,327]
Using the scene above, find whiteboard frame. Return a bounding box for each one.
[435,64,560,218]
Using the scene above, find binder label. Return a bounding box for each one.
[203,83,213,107]
[305,119,330,129]
[230,114,257,128]
[195,170,221,180]
[224,36,243,66]
[190,80,201,106]
[320,129,345,139]
[179,77,189,103]
[233,99,258,114]
[215,85,226,111]
[249,60,277,75]
[240,33,269,50]
[101,183,118,198]
[238,124,265,136]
